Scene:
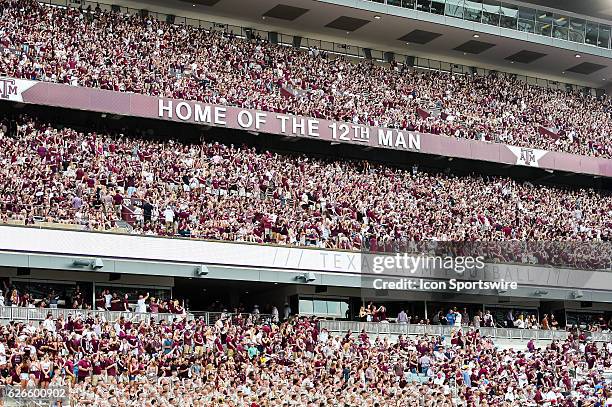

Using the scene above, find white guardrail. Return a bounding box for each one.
[2,308,610,342]
[0,306,192,324]
[318,320,612,343]
[0,307,274,327]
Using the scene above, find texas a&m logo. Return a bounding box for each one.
[0,78,18,99]
[507,145,547,168]
[520,148,536,166]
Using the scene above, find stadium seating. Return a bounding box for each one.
[0,311,608,405]
[0,116,610,253]
[0,2,611,405]
[1,0,611,159]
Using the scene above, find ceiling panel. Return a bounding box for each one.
[454,40,496,54]
[398,29,442,44]
[505,50,547,64]
[325,16,370,32]
[178,0,222,6]
[566,62,607,75]
[263,4,309,21]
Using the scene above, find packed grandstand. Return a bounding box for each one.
[1,0,612,158]
[0,310,608,406]
[0,0,611,406]
[0,116,610,245]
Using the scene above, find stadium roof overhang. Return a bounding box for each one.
[120,0,612,88]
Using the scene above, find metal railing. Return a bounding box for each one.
[0,306,279,329]
[367,0,612,51]
[318,320,612,342]
[0,306,191,324]
[191,311,274,326]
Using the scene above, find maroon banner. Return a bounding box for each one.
[3,77,612,178]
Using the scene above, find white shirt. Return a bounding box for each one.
[137,298,147,313]
[454,313,462,326]
[42,318,55,332]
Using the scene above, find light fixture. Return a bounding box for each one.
[562,71,566,74]
[473,34,479,38]
[575,54,581,58]
[406,42,410,45]
[534,290,549,296]
[195,265,209,276]
[192,4,196,6]
[572,290,584,299]
[510,61,514,64]
[296,272,317,283]
[374,15,381,19]
[73,258,104,270]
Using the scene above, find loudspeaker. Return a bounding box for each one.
[405,55,415,67]
[140,9,148,18]
[111,4,121,13]
[364,48,372,60]
[245,29,254,41]
[384,51,394,63]
[108,273,121,281]
[470,66,478,75]
[195,265,209,276]
[166,14,175,25]
[268,31,278,44]
[596,88,606,98]
[292,36,302,48]
[315,285,328,293]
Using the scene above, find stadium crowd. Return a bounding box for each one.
[0,312,608,406]
[1,0,612,158]
[0,115,611,268]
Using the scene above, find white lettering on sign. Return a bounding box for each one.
[377,129,420,150]
[237,110,253,128]
[237,111,266,130]
[255,112,267,130]
[277,114,289,134]
[307,119,319,137]
[292,117,305,135]
[158,100,226,125]
[213,106,226,125]
[175,102,191,121]
[194,104,212,123]
[158,99,422,150]
[277,115,319,137]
